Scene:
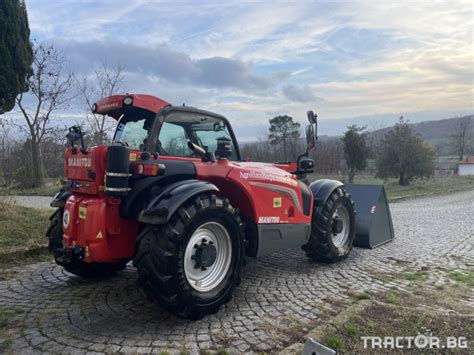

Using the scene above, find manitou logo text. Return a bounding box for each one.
[258,216,280,223]
[68,157,92,168]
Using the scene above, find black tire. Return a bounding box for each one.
[303,186,355,263]
[46,209,127,278]
[133,193,244,320]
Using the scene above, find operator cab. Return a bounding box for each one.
[112,106,240,161]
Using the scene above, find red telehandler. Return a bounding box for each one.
[47,94,359,319]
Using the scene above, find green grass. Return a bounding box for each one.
[0,306,26,353]
[307,174,474,201]
[355,292,371,300]
[345,323,361,339]
[448,271,474,285]
[0,203,52,269]
[404,271,428,281]
[320,335,345,351]
[315,279,472,354]
[385,291,399,304]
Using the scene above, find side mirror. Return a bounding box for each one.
[307,110,317,124]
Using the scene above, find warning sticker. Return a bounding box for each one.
[273,197,282,208]
[79,207,87,219]
[96,231,103,239]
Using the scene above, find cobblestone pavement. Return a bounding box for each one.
[1,191,473,353]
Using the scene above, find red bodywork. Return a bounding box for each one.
[62,94,313,263]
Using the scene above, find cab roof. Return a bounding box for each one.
[92,94,171,119]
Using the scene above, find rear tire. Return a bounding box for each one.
[303,187,355,263]
[46,209,127,278]
[133,193,244,320]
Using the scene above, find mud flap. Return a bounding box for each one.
[344,184,394,248]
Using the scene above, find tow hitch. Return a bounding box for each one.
[55,247,84,266]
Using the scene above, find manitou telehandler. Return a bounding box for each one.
[46,94,360,319]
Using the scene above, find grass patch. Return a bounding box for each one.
[404,271,428,281]
[345,323,361,339]
[448,271,474,285]
[323,302,469,353]
[0,306,26,353]
[320,335,345,351]
[385,291,399,304]
[0,203,52,269]
[309,267,473,354]
[307,174,474,201]
[355,292,371,300]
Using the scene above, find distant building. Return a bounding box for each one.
[458,156,474,176]
[434,160,457,176]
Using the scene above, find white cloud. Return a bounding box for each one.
[22,0,473,139]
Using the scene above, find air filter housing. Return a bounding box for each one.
[105,145,130,196]
[215,136,232,159]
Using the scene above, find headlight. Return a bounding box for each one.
[123,96,133,105]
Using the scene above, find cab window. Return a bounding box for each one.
[156,111,237,160]
[158,122,189,156]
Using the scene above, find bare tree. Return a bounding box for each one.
[450,116,472,161]
[15,42,74,187]
[76,63,125,146]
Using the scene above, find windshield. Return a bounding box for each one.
[157,111,237,160]
[113,111,155,150]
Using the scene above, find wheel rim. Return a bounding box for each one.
[184,222,232,292]
[331,205,350,248]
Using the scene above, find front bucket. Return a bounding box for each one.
[344,184,394,248]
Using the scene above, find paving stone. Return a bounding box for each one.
[1,191,473,353]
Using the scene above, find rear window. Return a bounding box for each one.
[113,112,155,150]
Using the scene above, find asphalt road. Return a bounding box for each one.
[1,191,473,353]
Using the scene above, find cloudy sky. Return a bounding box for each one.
[23,0,473,139]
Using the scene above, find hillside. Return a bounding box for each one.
[368,115,474,143]
[241,115,474,160]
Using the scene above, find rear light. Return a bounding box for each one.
[135,164,144,174]
[134,163,165,176]
[123,96,133,105]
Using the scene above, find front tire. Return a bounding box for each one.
[134,193,244,320]
[303,187,355,263]
[46,209,127,278]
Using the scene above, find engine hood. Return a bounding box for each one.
[229,161,298,187]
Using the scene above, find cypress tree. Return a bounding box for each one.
[0,0,33,114]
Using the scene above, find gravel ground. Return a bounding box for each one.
[6,195,54,209]
[0,191,473,353]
